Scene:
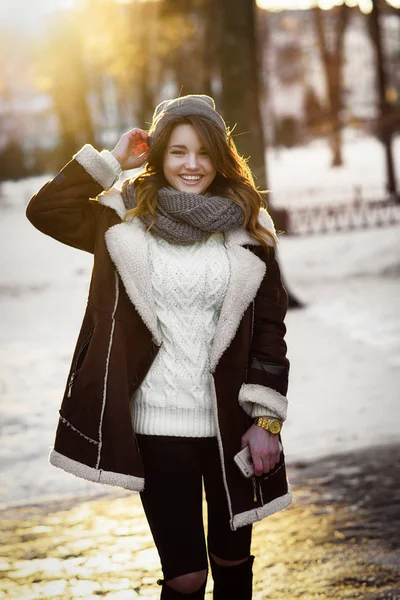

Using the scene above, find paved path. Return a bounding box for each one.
[1,445,399,600]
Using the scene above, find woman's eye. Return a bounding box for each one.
[171,150,184,155]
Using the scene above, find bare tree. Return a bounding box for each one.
[313,4,351,167]
[216,0,267,189]
[34,14,95,165]
[159,0,216,96]
[217,0,302,308]
[0,28,35,179]
[368,0,398,197]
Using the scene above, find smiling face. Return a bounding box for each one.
[162,123,217,194]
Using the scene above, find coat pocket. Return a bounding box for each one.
[66,326,94,398]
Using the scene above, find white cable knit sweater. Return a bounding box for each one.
[131,231,230,437]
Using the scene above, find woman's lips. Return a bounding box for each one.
[179,175,203,185]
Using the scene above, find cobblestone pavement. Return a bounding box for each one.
[1,444,399,600]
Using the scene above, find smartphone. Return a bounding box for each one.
[234,446,254,478]
[234,443,284,478]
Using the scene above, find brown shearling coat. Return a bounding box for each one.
[26,145,291,530]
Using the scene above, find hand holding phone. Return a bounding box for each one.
[234,442,283,478]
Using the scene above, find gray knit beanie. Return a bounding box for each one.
[148,94,227,144]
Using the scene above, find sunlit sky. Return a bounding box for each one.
[0,0,76,33]
[0,0,399,33]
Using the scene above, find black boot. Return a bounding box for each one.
[209,555,255,600]
[157,576,207,599]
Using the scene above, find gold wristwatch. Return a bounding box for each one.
[254,417,282,435]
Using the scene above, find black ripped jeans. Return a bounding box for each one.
[136,435,252,582]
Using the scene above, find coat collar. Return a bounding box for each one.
[99,187,277,370]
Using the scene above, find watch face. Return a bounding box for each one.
[269,420,281,434]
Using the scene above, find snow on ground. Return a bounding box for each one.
[279,227,400,464]
[267,129,400,205]
[0,135,399,508]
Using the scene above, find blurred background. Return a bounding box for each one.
[0,0,399,509]
[0,0,399,194]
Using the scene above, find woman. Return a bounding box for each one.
[26,95,291,599]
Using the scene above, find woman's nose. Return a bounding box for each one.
[185,153,199,170]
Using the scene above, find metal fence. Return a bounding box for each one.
[287,198,400,235]
[271,188,400,236]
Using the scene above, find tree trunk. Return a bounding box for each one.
[41,17,96,166]
[313,5,350,167]
[217,0,302,308]
[217,0,267,189]
[368,0,398,198]
[201,0,217,97]
[160,0,212,96]
[136,2,158,127]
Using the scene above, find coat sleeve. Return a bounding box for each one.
[238,248,290,421]
[26,145,122,254]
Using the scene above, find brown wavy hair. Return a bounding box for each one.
[124,114,276,253]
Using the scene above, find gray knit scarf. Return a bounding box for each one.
[121,181,245,245]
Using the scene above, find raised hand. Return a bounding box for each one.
[111,128,150,171]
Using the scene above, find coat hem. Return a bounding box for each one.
[232,491,292,530]
[49,449,144,492]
